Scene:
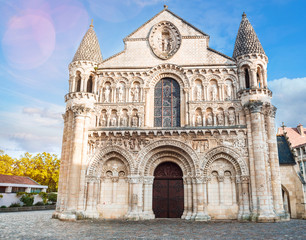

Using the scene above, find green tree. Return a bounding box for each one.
[0,150,60,192]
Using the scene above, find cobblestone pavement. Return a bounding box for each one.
[0,210,305,240]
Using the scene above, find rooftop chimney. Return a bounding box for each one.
[297,124,304,137]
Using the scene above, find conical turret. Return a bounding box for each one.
[233,13,265,59]
[72,21,103,63]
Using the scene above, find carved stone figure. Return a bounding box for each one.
[228,111,235,125]
[118,85,124,102]
[211,85,218,101]
[104,85,111,103]
[196,114,202,126]
[110,115,117,126]
[226,83,232,100]
[100,113,107,127]
[133,85,140,102]
[217,112,224,125]
[122,115,128,127]
[207,113,213,126]
[132,114,139,127]
[196,84,202,101]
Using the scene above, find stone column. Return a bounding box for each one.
[183,88,189,126]
[218,176,224,205]
[195,177,210,221]
[265,104,288,220]
[112,177,119,203]
[231,176,237,204]
[182,177,188,219]
[143,176,155,219]
[250,68,257,88]
[126,175,142,220]
[238,70,245,90]
[185,177,193,220]
[85,176,99,218]
[238,176,250,221]
[65,105,92,219]
[247,101,276,222]
[191,177,197,220]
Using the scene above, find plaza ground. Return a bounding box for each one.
[0,210,305,239]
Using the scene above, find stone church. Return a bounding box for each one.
[53,7,290,222]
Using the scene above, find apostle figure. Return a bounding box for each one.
[196,114,202,126]
[196,84,202,101]
[118,84,124,102]
[104,85,111,103]
[217,112,224,126]
[132,114,139,127]
[99,112,107,127]
[211,84,217,101]
[122,115,128,127]
[226,83,232,100]
[110,115,117,126]
[207,113,213,126]
[228,111,235,125]
[133,85,140,102]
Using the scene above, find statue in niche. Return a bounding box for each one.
[99,112,107,127]
[159,28,173,53]
[207,113,213,126]
[132,114,139,127]
[133,85,140,102]
[122,115,128,127]
[196,114,202,126]
[110,115,117,126]
[228,111,236,125]
[118,84,124,102]
[226,83,232,100]
[217,112,224,126]
[211,84,218,101]
[104,85,111,103]
[196,84,202,101]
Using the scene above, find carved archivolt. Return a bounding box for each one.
[137,139,199,175]
[203,146,249,176]
[87,145,135,175]
[144,152,192,176]
[146,64,189,88]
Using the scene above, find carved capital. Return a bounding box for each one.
[86,175,99,183]
[183,177,192,185]
[71,104,92,117]
[112,177,119,183]
[195,176,206,184]
[245,101,263,113]
[241,175,250,184]
[143,176,154,185]
[218,176,224,182]
[266,104,277,118]
[127,175,143,184]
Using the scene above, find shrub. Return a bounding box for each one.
[48,193,57,203]
[39,192,48,204]
[0,194,3,198]
[9,203,21,208]
[1,205,7,208]
[20,194,34,206]
[34,201,44,206]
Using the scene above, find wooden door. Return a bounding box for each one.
[153,162,184,218]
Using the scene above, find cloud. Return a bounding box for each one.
[269,77,306,128]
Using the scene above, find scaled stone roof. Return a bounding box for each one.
[233,13,265,59]
[277,127,306,148]
[72,25,103,63]
[277,136,296,165]
[0,174,39,185]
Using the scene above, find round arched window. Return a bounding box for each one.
[154,78,180,127]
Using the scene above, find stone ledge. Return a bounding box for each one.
[0,205,56,213]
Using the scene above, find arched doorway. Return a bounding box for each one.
[154,78,180,127]
[153,161,184,218]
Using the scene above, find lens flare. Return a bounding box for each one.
[2,13,56,70]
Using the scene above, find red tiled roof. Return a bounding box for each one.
[0,174,39,185]
[277,127,306,148]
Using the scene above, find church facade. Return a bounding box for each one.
[53,7,289,222]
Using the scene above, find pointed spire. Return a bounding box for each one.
[233,12,265,59]
[72,20,103,63]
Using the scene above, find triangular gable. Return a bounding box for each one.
[125,8,209,39]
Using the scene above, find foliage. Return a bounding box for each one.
[0,150,60,192]
[9,203,21,208]
[1,205,7,208]
[48,193,57,203]
[34,201,45,206]
[0,194,3,198]
[39,192,48,204]
[20,194,34,206]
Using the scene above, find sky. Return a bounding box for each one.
[0,0,305,158]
